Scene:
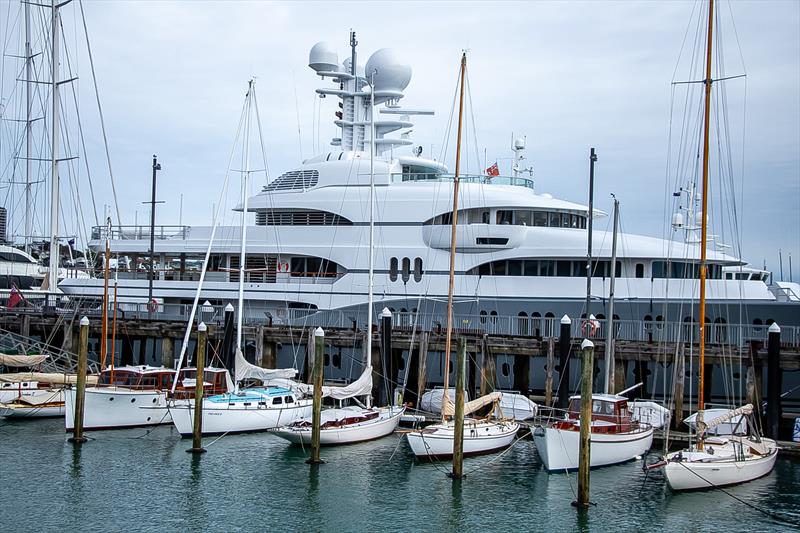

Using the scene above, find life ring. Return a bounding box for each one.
[147,298,158,313]
[277,261,290,273]
[581,317,599,336]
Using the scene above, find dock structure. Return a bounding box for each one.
[1,310,798,438]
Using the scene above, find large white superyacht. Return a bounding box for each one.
[58,37,799,340]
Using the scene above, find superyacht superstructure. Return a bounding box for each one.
[58,37,799,334]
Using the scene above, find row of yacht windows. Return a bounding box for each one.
[255,210,352,226]
[426,208,587,229]
[389,257,423,283]
[468,259,723,279]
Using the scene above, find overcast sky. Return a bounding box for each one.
[2,0,798,278]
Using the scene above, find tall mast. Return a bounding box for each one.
[365,65,375,409]
[584,148,597,322]
[236,80,254,353]
[47,0,61,294]
[442,52,467,421]
[603,197,619,394]
[24,1,33,254]
[698,0,715,416]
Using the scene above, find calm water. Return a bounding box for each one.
[1,418,798,532]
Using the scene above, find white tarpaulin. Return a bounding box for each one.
[697,404,753,434]
[0,372,98,386]
[0,354,47,367]
[685,406,751,436]
[234,348,298,383]
[420,388,468,414]
[443,392,502,417]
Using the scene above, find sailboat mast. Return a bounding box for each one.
[47,0,61,295]
[100,217,111,369]
[365,67,376,409]
[584,148,597,320]
[603,197,619,394]
[24,1,33,254]
[698,0,715,414]
[442,52,467,420]
[236,81,254,352]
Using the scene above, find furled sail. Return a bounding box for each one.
[0,354,47,367]
[264,365,373,401]
[234,348,298,383]
[442,391,502,417]
[697,404,753,434]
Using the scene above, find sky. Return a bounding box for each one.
[1,0,798,279]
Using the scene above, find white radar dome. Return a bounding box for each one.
[365,48,412,92]
[514,138,526,150]
[309,42,339,73]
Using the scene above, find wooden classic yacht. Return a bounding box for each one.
[533,394,654,472]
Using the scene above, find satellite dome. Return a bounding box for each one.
[365,48,411,92]
[309,42,339,73]
[514,138,526,150]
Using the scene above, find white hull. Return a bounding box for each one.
[0,383,44,404]
[533,425,654,472]
[272,406,404,445]
[406,419,520,459]
[0,402,64,418]
[170,398,313,436]
[65,387,171,430]
[664,438,778,491]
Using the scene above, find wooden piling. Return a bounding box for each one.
[162,336,174,369]
[545,337,555,407]
[254,324,265,367]
[307,327,325,465]
[450,337,467,480]
[188,322,207,454]
[673,344,685,429]
[68,316,89,444]
[767,323,782,439]
[575,339,594,509]
[480,334,496,397]
[416,331,429,404]
[557,315,572,409]
[263,341,277,369]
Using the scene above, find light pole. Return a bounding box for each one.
[146,155,162,317]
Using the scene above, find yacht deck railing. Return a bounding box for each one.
[392,173,534,190]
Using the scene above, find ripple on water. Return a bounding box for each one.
[0,418,798,532]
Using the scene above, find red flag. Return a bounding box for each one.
[485,162,500,177]
[7,286,22,308]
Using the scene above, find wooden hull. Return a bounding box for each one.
[272,406,404,445]
[532,425,654,472]
[406,420,520,460]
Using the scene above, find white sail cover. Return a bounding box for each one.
[0,354,47,367]
[0,372,98,385]
[697,404,753,434]
[263,365,373,401]
[443,392,502,417]
[234,348,298,383]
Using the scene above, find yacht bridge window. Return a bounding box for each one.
[290,257,339,278]
[425,208,586,228]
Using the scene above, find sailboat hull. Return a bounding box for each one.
[406,420,520,459]
[272,406,404,445]
[533,425,654,472]
[664,438,778,491]
[170,396,313,436]
[65,387,171,430]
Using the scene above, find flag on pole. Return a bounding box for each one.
[485,162,500,177]
[7,285,22,308]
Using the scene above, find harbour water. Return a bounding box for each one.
[1,419,798,532]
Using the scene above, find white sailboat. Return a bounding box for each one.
[168,80,312,437]
[532,199,655,472]
[272,39,406,446]
[661,0,778,491]
[406,52,520,461]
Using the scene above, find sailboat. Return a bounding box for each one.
[271,39,407,446]
[406,52,520,460]
[661,0,778,491]
[168,80,312,437]
[532,198,655,472]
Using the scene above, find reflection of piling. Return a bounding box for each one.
[450,337,467,480]
[307,327,325,465]
[574,339,594,509]
[188,322,207,454]
[557,315,572,409]
[767,323,782,439]
[222,303,235,370]
[380,308,393,406]
[68,316,90,444]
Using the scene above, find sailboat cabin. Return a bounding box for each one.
[557,394,636,434]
